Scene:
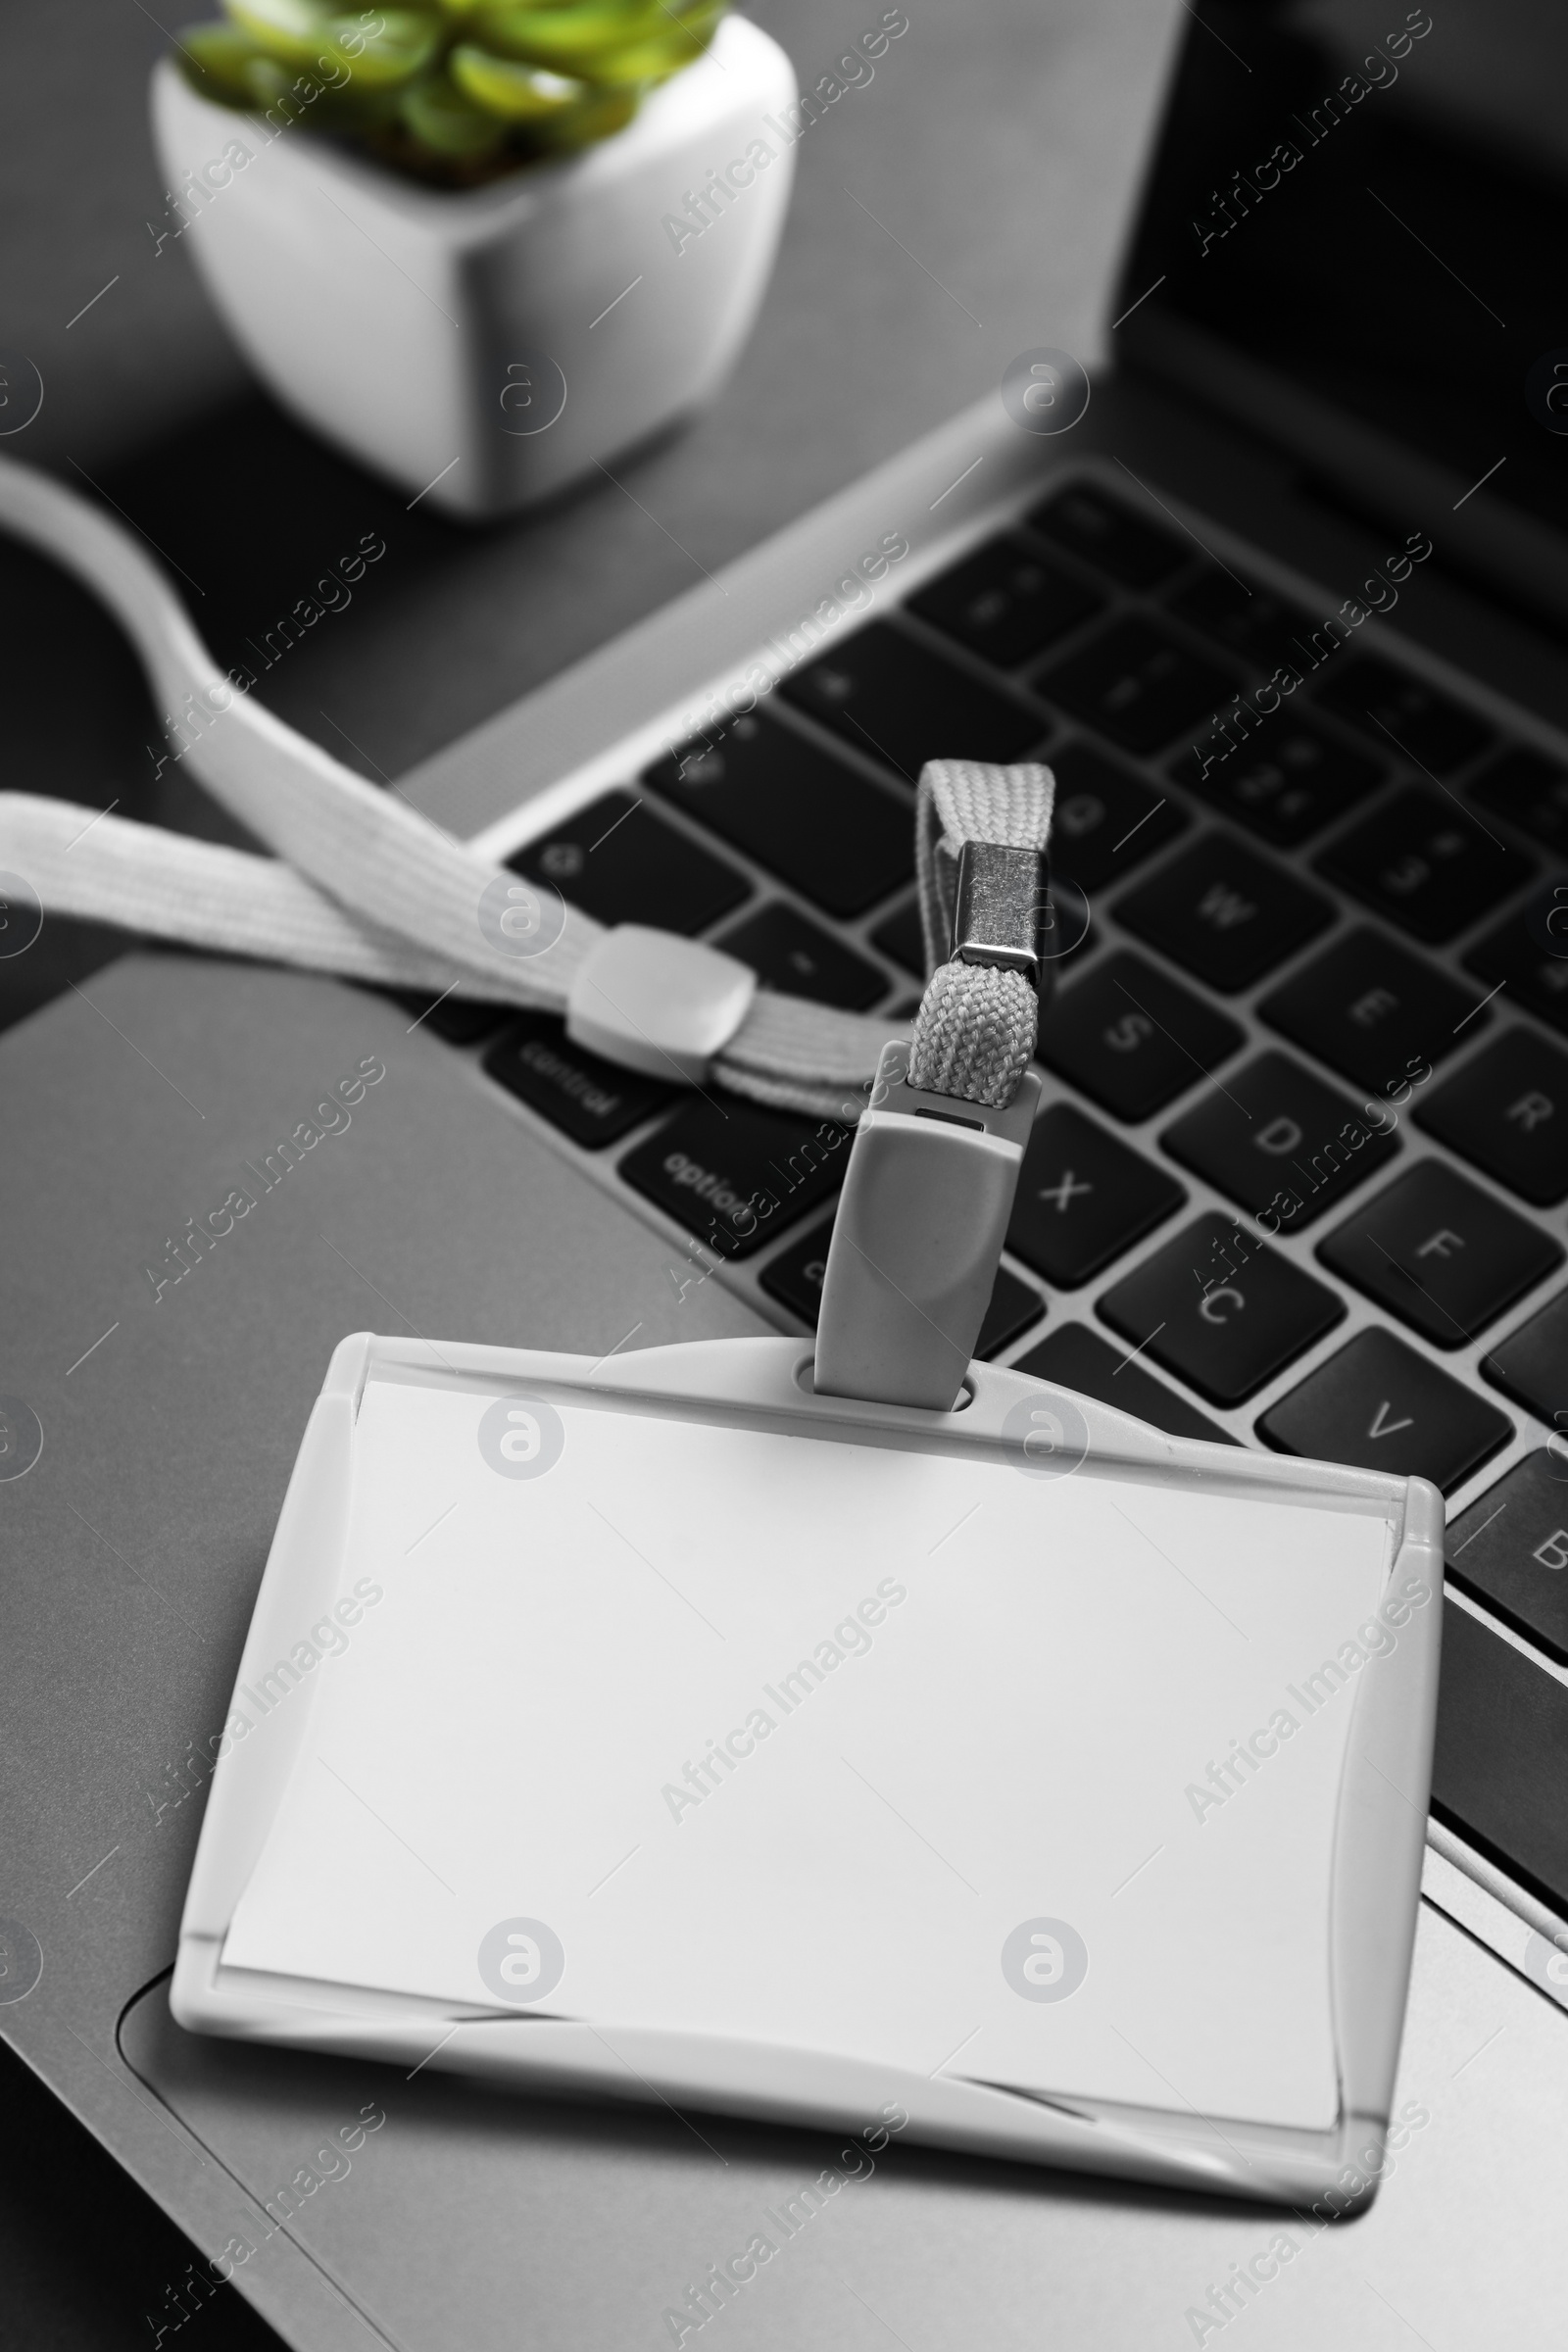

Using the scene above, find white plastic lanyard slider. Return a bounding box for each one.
[812,762,1054,1412]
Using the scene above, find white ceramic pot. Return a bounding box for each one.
[149,17,796,519]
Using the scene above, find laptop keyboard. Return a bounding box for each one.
[1113,833,1334,987]
[1318,784,1535,940]
[645,714,911,915]
[441,465,1568,1923]
[1100,1209,1347,1407]
[510,789,749,934]
[1258,927,1483,1086]
[1417,1029,1568,1202]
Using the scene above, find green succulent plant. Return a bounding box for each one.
[176,0,726,184]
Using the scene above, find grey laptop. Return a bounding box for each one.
[5,1,1568,2345]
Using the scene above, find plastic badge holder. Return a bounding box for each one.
[173,1330,1442,2205]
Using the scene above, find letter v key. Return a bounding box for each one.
[1368,1398,1414,1440]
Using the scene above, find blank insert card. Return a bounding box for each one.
[221,1373,1395,2132]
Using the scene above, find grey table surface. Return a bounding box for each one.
[0,5,1177,2344]
[2,0,1178,798]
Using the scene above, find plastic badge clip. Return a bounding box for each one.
[813,1039,1042,1410]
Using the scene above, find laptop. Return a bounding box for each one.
[4,0,1567,2343]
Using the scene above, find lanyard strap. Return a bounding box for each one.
[0,457,1053,1128]
[812,759,1053,1407]
[907,757,1054,1106]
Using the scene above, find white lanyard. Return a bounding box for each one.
[0,454,1053,1161]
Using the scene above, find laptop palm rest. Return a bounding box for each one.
[121,1902,1568,2351]
[9,954,1567,2347]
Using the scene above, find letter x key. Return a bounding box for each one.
[1037,1170,1094,1213]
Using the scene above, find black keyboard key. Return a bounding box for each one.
[1481,1287,1568,1425]
[760,1213,1043,1356]
[1048,742,1186,891]
[1116,837,1333,991]
[1036,951,1243,1122]
[975,1269,1046,1355]
[1257,1328,1511,1491]
[1466,885,1568,1034]
[1027,484,1187,589]
[1165,567,1318,674]
[1470,744,1568,855]
[1162,1051,1399,1230]
[1171,708,1383,848]
[870,897,926,978]
[1038,617,1237,758]
[908,534,1102,668]
[714,904,886,1010]
[1432,1598,1568,1915]
[512,791,748,935]
[644,712,911,918]
[1258,928,1484,1091]
[779,621,1044,782]
[1318,1162,1562,1347]
[1098,1211,1344,1404]
[620,1101,851,1258]
[759,1214,837,1325]
[1014,1322,1238,1444]
[1417,1029,1568,1204]
[393,990,509,1046]
[1448,1452,1568,1665]
[1313,656,1494,777]
[1317,786,1534,944]
[1007,1102,1183,1288]
[482,1013,672,1148]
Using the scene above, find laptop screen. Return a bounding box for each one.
[1118,1,1568,565]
